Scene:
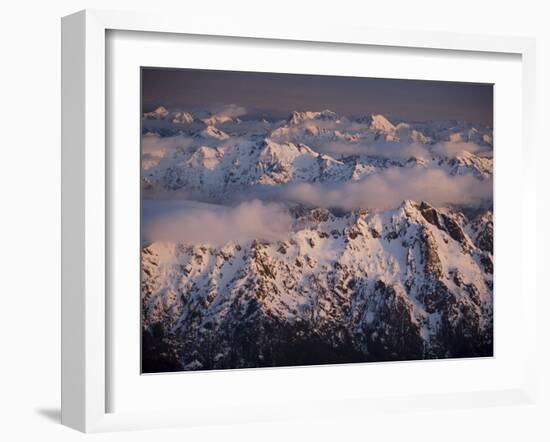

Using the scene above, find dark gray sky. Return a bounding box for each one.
[142,68,493,125]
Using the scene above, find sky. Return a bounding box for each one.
[141,67,493,125]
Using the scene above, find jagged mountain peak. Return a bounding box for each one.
[288,109,339,125]
[142,195,493,371]
[143,105,170,120]
[201,114,234,126]
[199,125,230,140]
[370,114,396,132]
[172,111,194,124]
[143,106,198,125]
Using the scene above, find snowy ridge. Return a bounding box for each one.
[142,201,493,371]
[141,107,493,199]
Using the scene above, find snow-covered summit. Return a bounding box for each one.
[143,106,196,124]
[199,125,230,140]
[143,106,170,120]
[370,114,396,133]
[172,111,194,124]
[142,201,493,371]
[288,109,339,125]
[201,114,234,126]
[141,109,493,200]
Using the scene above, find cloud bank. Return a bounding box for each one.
[278,168,492,211]
[431,141,488,158]
[143,200,292,245]
[202,104,247,124]
[141,133,194,169]
[312,138,491,161]
[141,131,257,172]
[316,140,432,160]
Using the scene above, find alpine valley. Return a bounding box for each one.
[140,105,494,372]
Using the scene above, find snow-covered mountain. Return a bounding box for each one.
[142,110,492,197]
[140,107,493,372]
[143,105,170,120]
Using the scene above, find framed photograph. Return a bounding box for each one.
[139,67,496,373]
[61,9,537,432]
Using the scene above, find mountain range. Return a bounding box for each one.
[140,106,493,372]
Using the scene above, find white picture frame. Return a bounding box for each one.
[61,9,538,433]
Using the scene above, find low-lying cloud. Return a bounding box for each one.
[279,168,492,211]
[431,141,488,158]
[143,200,292,245]
[202,104,247,124]
[314,139,491,161]
[141,133,194,169]
[141,131,256,171]
[317,140,432,160]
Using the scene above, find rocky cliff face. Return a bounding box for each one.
[141,201,493,372]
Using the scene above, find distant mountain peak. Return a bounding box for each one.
[142,106,198,124]
[199,125,230,140]
[370,114,396,132]
[288,109,338,125]
[143,105,170,120]
[172,111,194,124]
[201,114,234,126]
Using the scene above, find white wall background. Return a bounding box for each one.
[0,1,548,440]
